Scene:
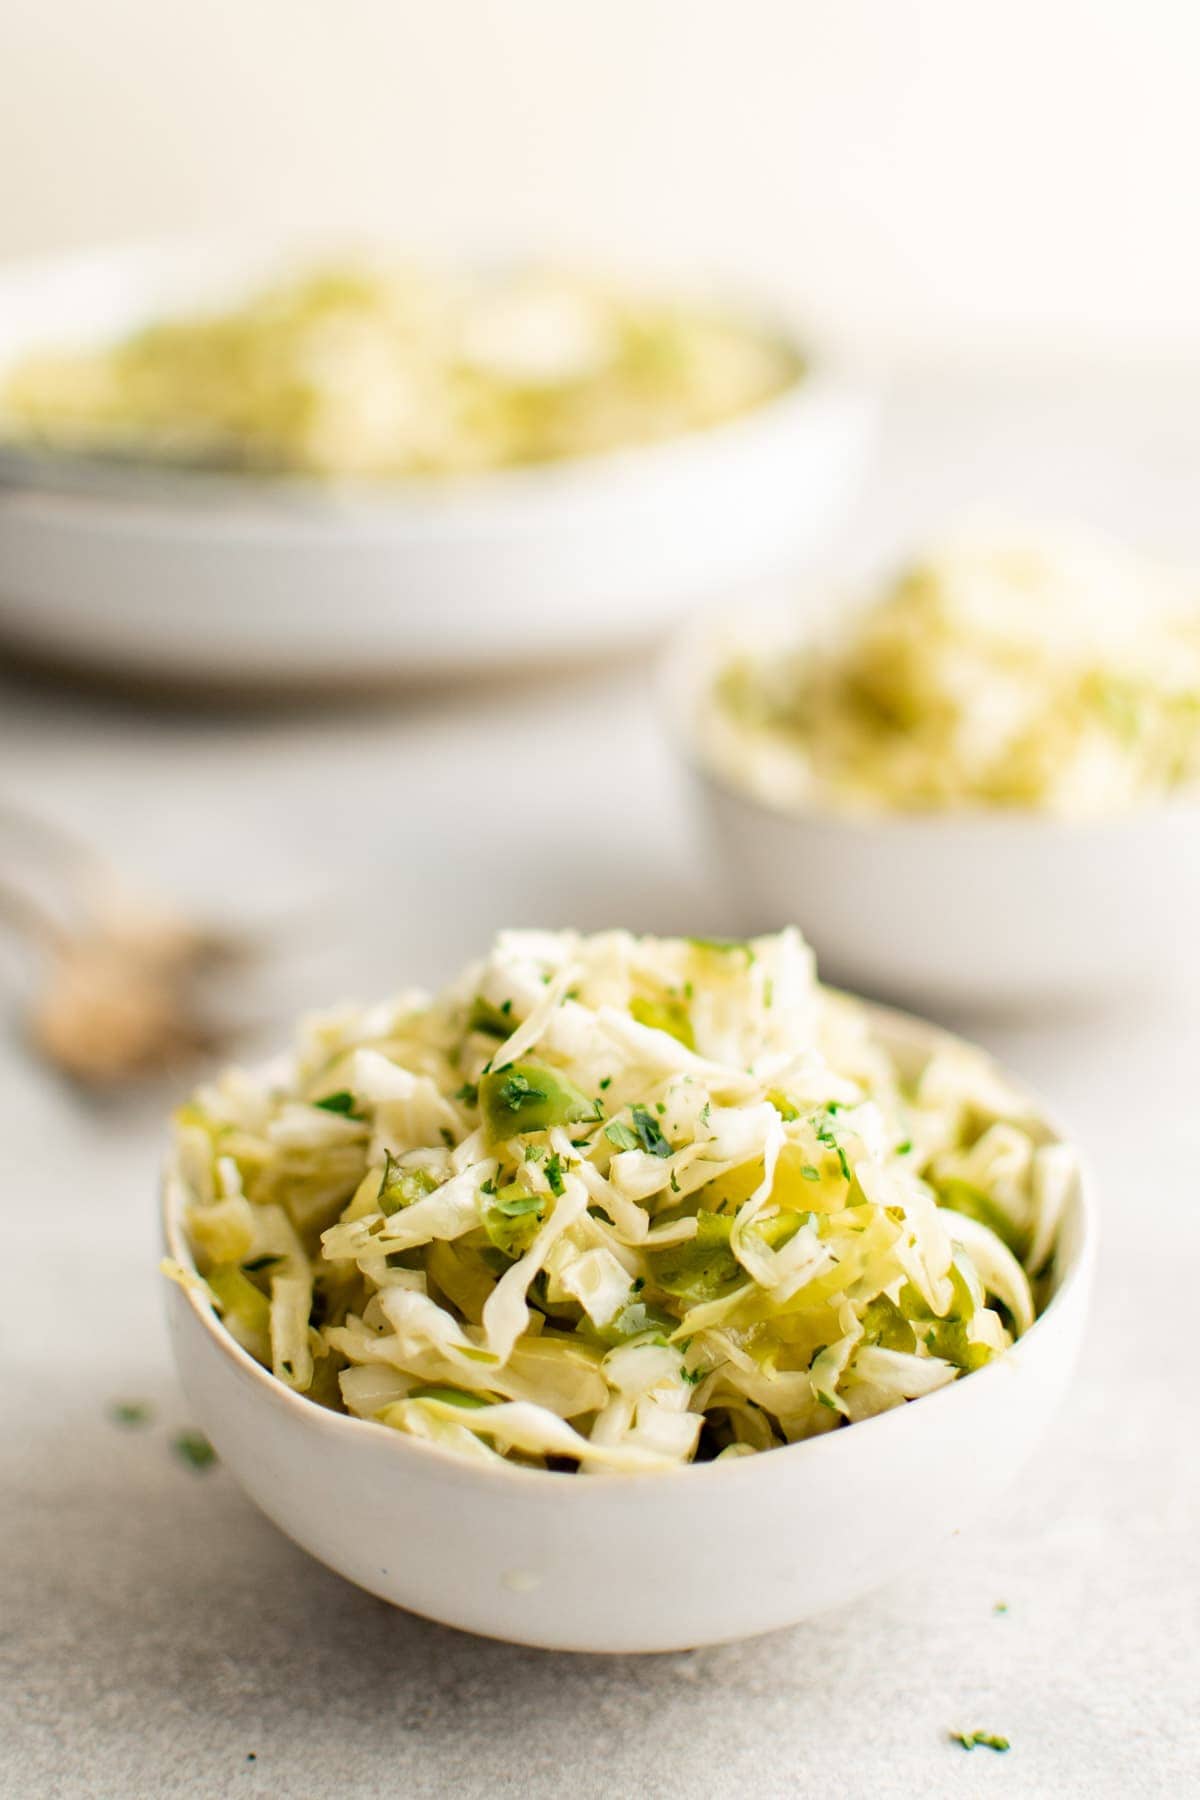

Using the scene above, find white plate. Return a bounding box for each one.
[162,1000,1093,1653]
[0,243,872,687]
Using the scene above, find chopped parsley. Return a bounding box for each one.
[800,1164,821,1182]
[172,1429,216,1471]
[630,1104,673,1158]
[109,1400,153,1427]
[599,1076,612,1091]
[949,1731,1009,1754]
[604,1121,641,1152]
[312,1090,358,1116]
[455,1081,479,1106]
[895,1139,913,1156]
[545,1152,566,1197]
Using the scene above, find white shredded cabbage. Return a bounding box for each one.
[1,263,801,479]
[170,928,1072,1473]
[703,530,1200,817]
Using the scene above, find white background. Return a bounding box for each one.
[3,0,1200,360]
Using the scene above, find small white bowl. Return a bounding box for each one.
[0,242,872,688]
[162,1002,1093,1653]
[668,619,1200,1014]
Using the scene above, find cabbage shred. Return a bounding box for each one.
[169,929,1068,1473]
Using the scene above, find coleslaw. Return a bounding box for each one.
[706,532,1200,816]
[167,928,1071,1473]
[2,263,800,479]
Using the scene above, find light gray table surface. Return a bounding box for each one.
[3,370,1198,1799]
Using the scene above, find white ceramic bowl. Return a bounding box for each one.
[668,619,1200,1014]
[162,1002,1093,1653]
[0,242,872,688]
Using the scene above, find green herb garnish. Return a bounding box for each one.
[630,1104,673,1158]
[949,1731,1009,1753]
[173,1430,216,1471]
[313,1090,357,1116]
[605,1121,640,1152]
[109,1400,153,1427]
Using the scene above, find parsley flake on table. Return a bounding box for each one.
[949,1730,1010,1753]
[172,1429,217,1471]
[109,1400,153,1427]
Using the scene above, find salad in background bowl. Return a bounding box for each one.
[162,927,1091,1650]
[672,530,1200,1011]
[0,241,871,687]
[0,258,802,480]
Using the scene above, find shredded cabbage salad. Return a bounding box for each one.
[1,263,800,479]
[168,929,1070,1474]
[706,532,1200,815]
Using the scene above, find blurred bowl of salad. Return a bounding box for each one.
[0,241,871,687]
[670,529,1200,1012]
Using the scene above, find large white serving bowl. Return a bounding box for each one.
[668,619,1200,1014]
[162,1002,1093,1654]
[0,243,871,687]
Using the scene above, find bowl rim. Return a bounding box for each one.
[661,601,1200,834]
[0,235,863,518]
[161,994,1097,1494]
